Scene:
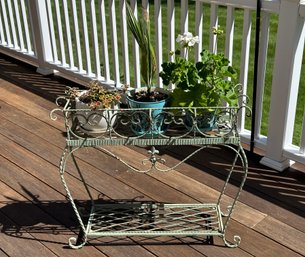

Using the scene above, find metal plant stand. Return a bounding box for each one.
[51,97,249,249]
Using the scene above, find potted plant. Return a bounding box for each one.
[66,80,121,133]
[159,29,239,132]
[125,3,169,136]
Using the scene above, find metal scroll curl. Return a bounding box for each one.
[50,95,251,141]
[50,96,70,121]
[98,145,210,173]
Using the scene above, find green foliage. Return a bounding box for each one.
[126,3,156,88]
[66,81,121,110]
[160,48,239,108]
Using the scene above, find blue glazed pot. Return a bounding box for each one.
[184,110,216,133]
[126,95,169,137]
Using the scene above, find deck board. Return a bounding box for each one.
[140,144,305,225]
[1,53,305,256]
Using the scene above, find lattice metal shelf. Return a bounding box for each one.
[86,203,222,238]
[51,97,249,249]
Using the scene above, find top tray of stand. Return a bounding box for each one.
[50,97,246,147]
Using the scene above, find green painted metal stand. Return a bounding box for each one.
[51,97,249,249]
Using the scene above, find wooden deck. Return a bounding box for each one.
[0,53,305,257]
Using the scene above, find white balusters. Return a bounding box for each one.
[154,0,162,87]
[109,0,120,85]
[299,108,305,154]
[225,6,234,64]
[63,0,74,69]
[80,0,91,75]
[21,0,33,54]
[254,12,270,141]
[195,0,203,62]
[181,0,188,33]
[120,0,130,86]
[166,0,175,90]
[180,0,188,58]
[0,0,12,46]
[0,1,5,45]
[13,0,24,51]
[54,0,66,67]
[7,0,18,48]
[90,0,101,79]
[167,0,175,63]
[71,0,83,72]
[99,0,110,81]
[238,9,252,134]
[209,3,218,53]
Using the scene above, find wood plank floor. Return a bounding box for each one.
[0,53,305,257]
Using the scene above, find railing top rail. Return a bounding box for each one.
[198,0,280,13]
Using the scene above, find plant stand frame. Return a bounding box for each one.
[51,98,249,249]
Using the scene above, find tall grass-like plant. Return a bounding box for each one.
[126,3,156,90]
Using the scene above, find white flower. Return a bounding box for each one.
[188,35,199,46]
[212,26,223,35]
[176,32,199,47]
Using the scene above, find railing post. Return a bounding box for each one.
[260,0,305,171]
[28,0,53,75]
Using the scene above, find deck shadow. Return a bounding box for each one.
[0,198,216,247]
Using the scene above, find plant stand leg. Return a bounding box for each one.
[222,235,241,248]
[59,145,88,249]
[216,144,248,248]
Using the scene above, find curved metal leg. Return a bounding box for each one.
[222,235,241,248]
[217,145,241,208]
[59,145,88,249]
[215,144,248,247]
[68,234,87,249]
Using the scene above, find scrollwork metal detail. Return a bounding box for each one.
[143,146,166,166]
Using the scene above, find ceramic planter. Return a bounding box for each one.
[126,88,169,137]
[184,109,216,133]
[75,91,119,133]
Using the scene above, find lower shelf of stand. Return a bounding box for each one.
[85,202,224,238]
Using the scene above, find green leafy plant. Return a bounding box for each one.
[159,30,239,108]
[66,80,121,110]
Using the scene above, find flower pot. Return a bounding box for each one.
[184,110,216,133]
[75,91,119,133]
[126,89,169,137]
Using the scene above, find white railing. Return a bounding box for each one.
[1,0,305,171]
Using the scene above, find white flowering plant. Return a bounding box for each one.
[159,30,239,108]
[176,32,200,48]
